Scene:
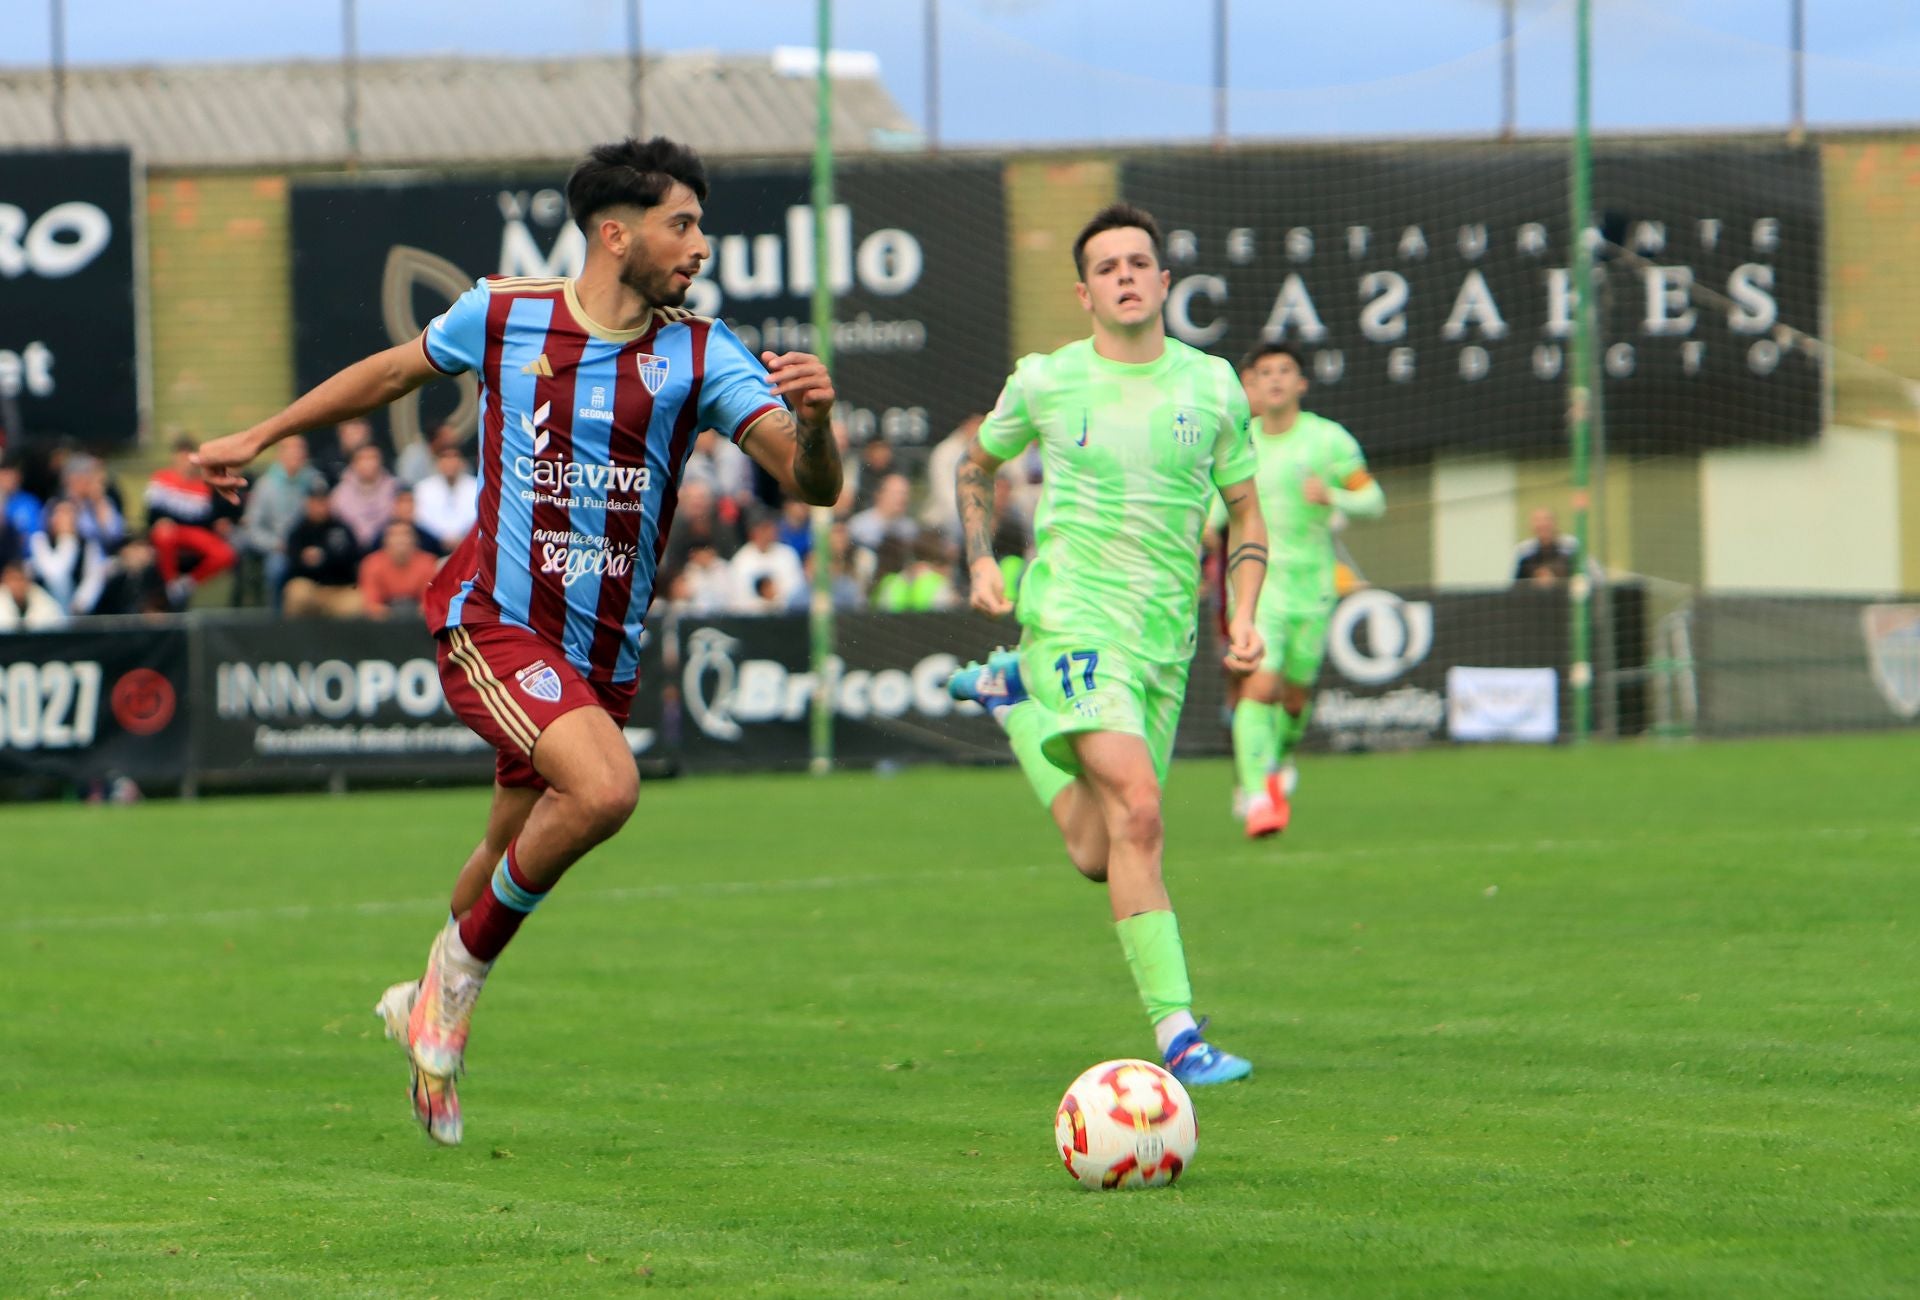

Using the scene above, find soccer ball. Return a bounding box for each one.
[1054,1058,1197,1190]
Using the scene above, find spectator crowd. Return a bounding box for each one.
[1,411,1036,632]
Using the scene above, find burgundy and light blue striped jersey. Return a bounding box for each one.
[421,275,783,683]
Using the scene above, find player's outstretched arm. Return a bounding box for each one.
[1220,475,1268,673]
[195,339,441,502]
[741,351,842,506]
[957,436,1011,617]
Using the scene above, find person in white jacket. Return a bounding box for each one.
[27,499,110,615]
[0,559,67,630]
[727,506,805,614]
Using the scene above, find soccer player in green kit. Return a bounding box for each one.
[1221,341,1385,838]
[945,204,1269,1086]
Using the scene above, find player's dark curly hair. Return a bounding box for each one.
[1239,340,1308,374]
[567,136,709,232]
[1071,202,1164,279]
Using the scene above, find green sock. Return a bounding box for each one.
[1006,701,1075,810]
[1275,703,1309,765]
[1231,698,1278,797]
[1114,909,1194,1026]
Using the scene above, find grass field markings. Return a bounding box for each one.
[11,819,1917,935]
[1,864,1055,934]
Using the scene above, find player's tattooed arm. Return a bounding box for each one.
[957,438,1005,565]
[1219,477,1270,668]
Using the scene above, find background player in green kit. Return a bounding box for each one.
[945,204,1270,1087]
[1219,341,1385,838]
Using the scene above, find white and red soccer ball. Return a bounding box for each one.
[1054,1058,1197,1190]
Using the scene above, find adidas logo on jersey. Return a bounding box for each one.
[521,354,554,378]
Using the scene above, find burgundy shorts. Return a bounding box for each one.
[436,622,637,790]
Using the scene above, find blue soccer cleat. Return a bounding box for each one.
[1164,1025,1253,1086]
[946,648,1028,714]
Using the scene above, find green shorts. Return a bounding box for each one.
[1257,603,1331,684]
[1019,631,1191,785]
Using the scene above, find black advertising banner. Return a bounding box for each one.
[1696,596,1920,737]
[1293,587,1571,752]
[193,615,493,781]
[0,149,139,444]
[1123,145,1822,460]
[654,610,1007,771]
[0,623,189,785]
[290,159,1007,459]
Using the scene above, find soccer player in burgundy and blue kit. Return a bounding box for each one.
[195,138,844,1145]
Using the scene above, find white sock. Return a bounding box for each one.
[1154,1009,1199,1056]
[440,921,491,975]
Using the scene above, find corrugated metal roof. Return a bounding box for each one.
[0,52,921,168]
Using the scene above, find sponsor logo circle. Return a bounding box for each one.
[111,668,176,735]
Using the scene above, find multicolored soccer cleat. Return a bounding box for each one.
[1163,1025,1253,1087]
[946,648,1028,716]
[407,922,490,1082]
[375,978,462,1146]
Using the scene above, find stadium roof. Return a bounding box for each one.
[0,52,921,169]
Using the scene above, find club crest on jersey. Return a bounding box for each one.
[515,660,564,705]
[1169,410,1200,445]
[635,353,670,395]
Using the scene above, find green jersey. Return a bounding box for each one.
[1233,410,1370,613]
[978,337,1254,664]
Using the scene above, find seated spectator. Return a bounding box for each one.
[728,506,805,614]
[662,480,741,584]
[848,472,918,558]
[799,521,865,612]
[396,421,462,489]
[0,558,65,631]
[1513,507,1601,587]
[359,519,440,619]
[330,443,399,552]
[775,497,815,562]
[1,454,45,543]
[282,486,365,618]
[390,488,447,557]
[317,417,375,486]
[872,532,960,612]
[238,434,326,606]
[91,534,170,618]
[677,543,737,616]
[920,414,984,541]
[682,429,757,518]
[60,455,126,553]
[853,436,897,513]
[412,442,478,550]
[145,436,236,608]
[28,499,111,615]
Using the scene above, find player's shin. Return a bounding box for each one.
[1114,909,1197,1054]
[1274,700,1311,765]
[1231,699,1279,797]
[455,839,548,963]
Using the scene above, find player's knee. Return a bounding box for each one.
[1280,684,1310,715]
[1112,791,1164,852]
[574,769,639,839]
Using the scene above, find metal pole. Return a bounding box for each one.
[1212,0,1228,148]
[808,0,837,775]
[50,0,67,147]
[1500,0,1517,142]
[924,0,940,152]
[1568,0,1595,742]
[1788,0,1805,143]
[626,0,644,139]
[342,0,360,166]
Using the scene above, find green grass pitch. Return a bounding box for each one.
[3,734,1917,1298]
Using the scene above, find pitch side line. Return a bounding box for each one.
[7,823,1915,934]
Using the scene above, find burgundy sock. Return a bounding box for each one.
[455,841,546,963]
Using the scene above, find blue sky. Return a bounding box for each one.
[5,0,1917,144]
